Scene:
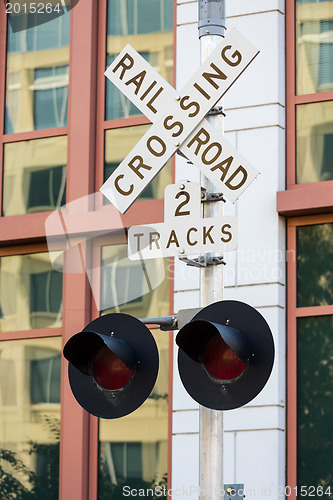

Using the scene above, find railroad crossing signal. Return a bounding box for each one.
[100,28,260,213]
[63,301,274,418]
[176,300,275,410]
[63,314,158,419]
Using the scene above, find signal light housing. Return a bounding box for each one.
[63,313,158,419]
[176,300,274,410]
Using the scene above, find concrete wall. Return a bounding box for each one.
[172,1,286,497]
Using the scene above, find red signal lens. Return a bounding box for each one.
[204,334,247,381]
[92,345,133,390]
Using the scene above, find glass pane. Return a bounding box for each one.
[296,0,333,95]
[5,12,70,133]
[297,316,333,492]
[0,252,63,332]
[297,223,333,307]
[105,0,174,120]
[104,126,172,203]
[0,337,61,499]
[100,244,169,317]
[98,244,169,498]
[3,136,67,216]
[296,101,333,183]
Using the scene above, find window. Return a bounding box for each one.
[105,0,174,122]
[296,3,333,96]
[287,216,333,494]
[283,2,333,494]
[97,242,170,499]
[5,11,70,133]
[296,102,333,183]
[0,0,174,497]
[107,0,173,36]
[30,349,61,404]
[296,223,333,306]
[295,223,333,491]
[294,1,333,185]
[297,315,333,491]
[2,136,67,216]
[33,66,69,130]
[0,252,63,332]
[0,338,61,499]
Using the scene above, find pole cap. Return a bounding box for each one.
[198,0,226,38]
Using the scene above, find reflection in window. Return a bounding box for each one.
[30,272,62,315]
[0,338,61,499]
[3,136,67,216]
[297,224,333,307]
[34,66,69,129]
[105,0,173,120]
[100,244,168,317]
[101,442,142,481]
[296,101,333,183]
[105,53,143,121]
[104,127,171,203]
[30,350,61,404]
[0,252,63,332]
[296,0,333,94]
[5,12,70,133]
[107,0,173,36]
[297,316,333,492]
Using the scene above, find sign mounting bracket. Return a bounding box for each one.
[201,188,226,202]
[179,254,226,268]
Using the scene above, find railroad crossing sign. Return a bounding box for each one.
[128,182,237,260]
[100,28,260,214]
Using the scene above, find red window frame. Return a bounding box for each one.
[0,0,176,498]
[287,213,333,496]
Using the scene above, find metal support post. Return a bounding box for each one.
[198,1,226,499]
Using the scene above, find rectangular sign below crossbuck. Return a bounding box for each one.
[128,216,238,260]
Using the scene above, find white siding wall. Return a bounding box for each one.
[172,1,286,498]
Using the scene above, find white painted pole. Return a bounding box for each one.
[198,1,226,499]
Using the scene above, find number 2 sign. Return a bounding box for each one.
[127,182,237,260]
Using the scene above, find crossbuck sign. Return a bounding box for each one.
[101,28,260,214]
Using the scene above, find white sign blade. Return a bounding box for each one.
[128,216,238,260]
[155,28,259,144]
[184,121,259,203]
[100,121,177,214]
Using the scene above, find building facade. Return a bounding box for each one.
[0,0,332,499]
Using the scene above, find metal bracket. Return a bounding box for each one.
[176,149,187,159]
[139,315,178,331]
[179,254,226,267]
[176,149,194,165]
[139,307,202,331]
[178,255,207,268]
[209,105,226,116]
[201,187,226,203]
